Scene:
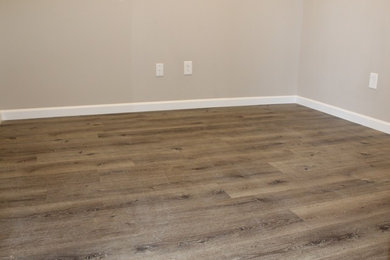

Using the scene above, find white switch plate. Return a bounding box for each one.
[156,63,164,77]
[369,73,378,89]
[184,61,192,75]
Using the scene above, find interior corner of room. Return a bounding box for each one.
[1,1,390,259]
[1,0,389,134]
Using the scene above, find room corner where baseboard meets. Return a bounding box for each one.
[0,96,297,121]
[296,96,390,135]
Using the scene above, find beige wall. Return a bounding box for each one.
[0,0,303,109]
[2,0,388,123]
[299,0,390,122]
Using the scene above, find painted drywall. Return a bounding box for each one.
[299,0,390,122]
[0,0,303,109]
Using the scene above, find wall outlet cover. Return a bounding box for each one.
[184,61,193,76]
[156,63,164,77]
[369,73,378,89]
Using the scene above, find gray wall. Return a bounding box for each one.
[299,0,390,122]
[0,0,302,109]
[1,0,389,123]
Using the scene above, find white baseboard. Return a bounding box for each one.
[1,95,389,135]
[0,96,296,121]
[297,96,390,135]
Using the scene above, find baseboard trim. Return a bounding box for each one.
[0,96,296,121]
[1,95,389,135]
[296,96,390,135]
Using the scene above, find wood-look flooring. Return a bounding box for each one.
[0,104,390,259]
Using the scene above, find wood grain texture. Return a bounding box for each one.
[0,104,389,259]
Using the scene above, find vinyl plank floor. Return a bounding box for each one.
[0,104,389,259]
